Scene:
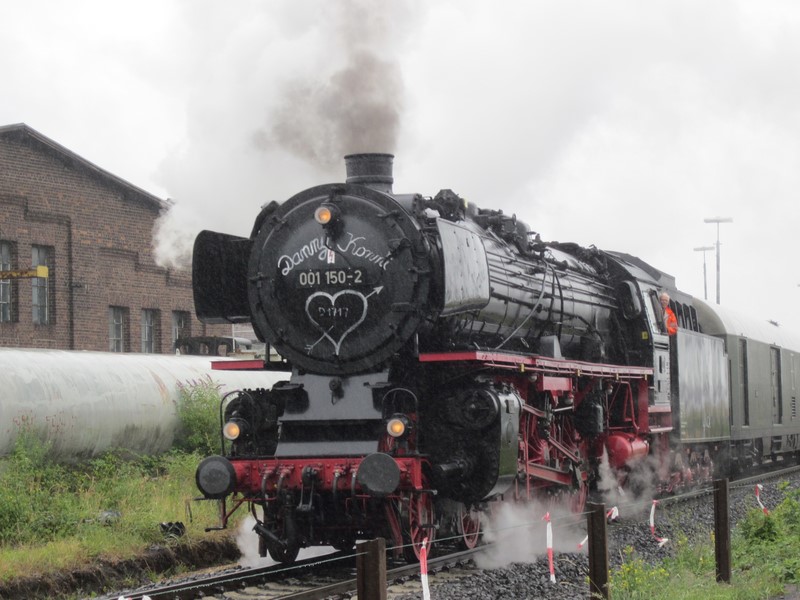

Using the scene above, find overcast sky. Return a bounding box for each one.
[3,0,799,333]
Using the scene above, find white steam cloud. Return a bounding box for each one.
[475,500,585,570]
[151,1,421,269]
[236,515,335,568]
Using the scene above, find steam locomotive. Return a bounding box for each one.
[193,154,800,563]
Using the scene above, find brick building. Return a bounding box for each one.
[0,123,229,353]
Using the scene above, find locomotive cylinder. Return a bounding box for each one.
[605,432,649,470]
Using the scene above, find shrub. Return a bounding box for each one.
[738,507,779,543]
[610,546,670,598]
[773,483,800,535]
[173,377,223,455]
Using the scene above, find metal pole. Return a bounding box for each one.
[714,478,731,583]
[715,223,721,304]
[704,218,733,305]
[694,246,714,301]
[587,502,609,599]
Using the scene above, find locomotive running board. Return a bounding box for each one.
[418,351,652,379]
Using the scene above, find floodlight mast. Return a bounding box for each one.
[693,246,715,301]
[703,217,733,304]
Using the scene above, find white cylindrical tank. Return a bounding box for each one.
[0,349,287,459]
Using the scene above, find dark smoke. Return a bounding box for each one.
[262,52,403,167]
[255,1,410,168]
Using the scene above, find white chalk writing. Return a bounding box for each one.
[278,237,327,275]
[277,232,393,275]
[336,233,392,269]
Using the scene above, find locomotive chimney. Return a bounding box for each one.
[344,153,394,193]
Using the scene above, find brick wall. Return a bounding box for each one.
[0,126,230,352]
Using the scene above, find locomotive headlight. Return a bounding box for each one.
[223,420,245,441]
[386,415,412,438]
[314,203,340,226]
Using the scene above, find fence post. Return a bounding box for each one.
[357,537,387,600]
[587,501,609,599]
[714,478,731,583]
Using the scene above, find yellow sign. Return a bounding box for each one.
[0,266,49,279]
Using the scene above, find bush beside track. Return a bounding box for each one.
[0,380,243,599]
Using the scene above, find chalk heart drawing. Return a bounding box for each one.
[305,290,368,355]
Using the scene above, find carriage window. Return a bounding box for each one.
[648,292,663,333]
[688,305,699,332]
[740,339,749,426]
[673,302,684,329]
[678,303,698,332]
[772,347,783,425]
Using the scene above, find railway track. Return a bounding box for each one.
[103,463,800,600]
[658,462,800,507]
[104,546,480,600]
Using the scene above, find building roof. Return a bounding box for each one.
[0,123,168,211]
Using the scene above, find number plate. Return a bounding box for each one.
[295,268,368,288]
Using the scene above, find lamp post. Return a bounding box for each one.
[693,246,715,301]
[704,217,733,304]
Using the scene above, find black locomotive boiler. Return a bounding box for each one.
[193,154,800,563]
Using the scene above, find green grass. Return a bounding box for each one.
[609,483,800,599]
[0,442,229,583]
[0,381,233,584]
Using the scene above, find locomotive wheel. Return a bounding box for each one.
[402,489,435,563]
[331,537,356,552]
[542,476,588,515]
[567,478,588,514]
[267,541,300,564]
[457,504,481,550]
[261,509,300,563]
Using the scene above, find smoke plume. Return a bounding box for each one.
[259,50,404,168]
[152,1,416,269]
[254,1,411,168]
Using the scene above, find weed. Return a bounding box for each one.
[173,377,223,455]
[0,433,231,583]
[610,482,800,599]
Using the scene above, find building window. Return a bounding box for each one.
[0,241,13,323]
[172,310,191,348]
[109,306,129,352]
[141,309,160,353]
[32,245,52,325]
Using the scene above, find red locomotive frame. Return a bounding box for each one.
[206,350,672,560]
